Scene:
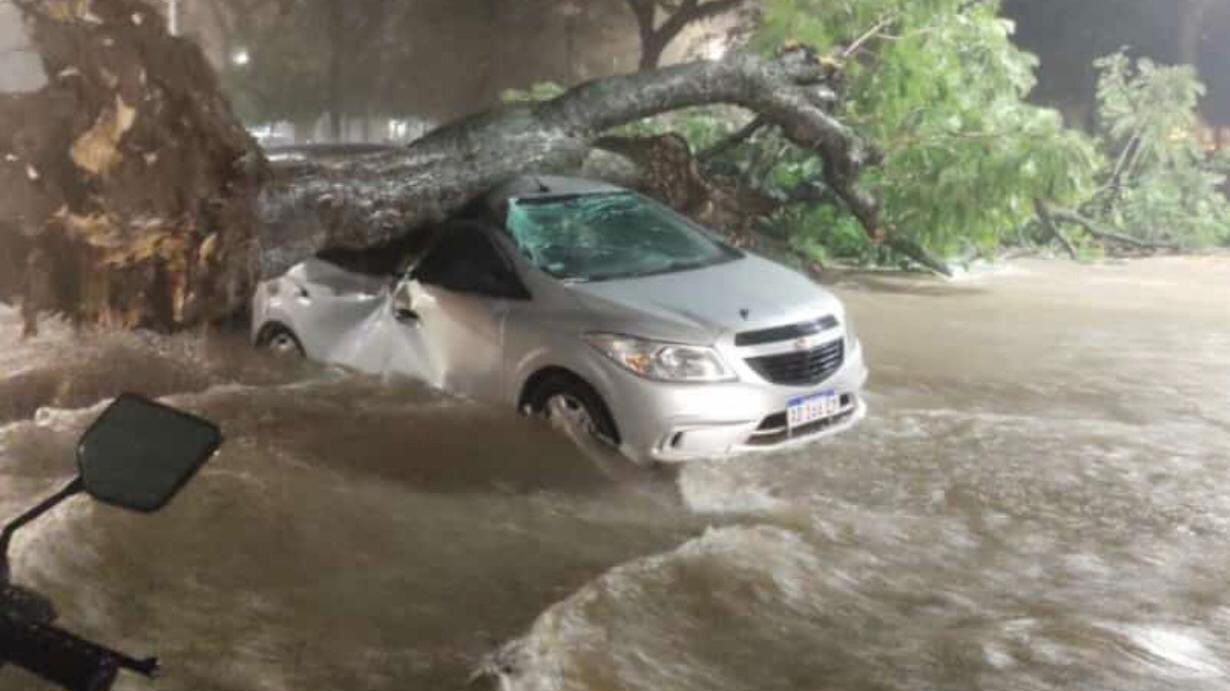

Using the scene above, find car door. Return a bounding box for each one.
[387,222,529,403]
[287,258,390,368]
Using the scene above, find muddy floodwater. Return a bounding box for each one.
[0,256,1227,691]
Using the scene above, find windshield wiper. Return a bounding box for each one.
[562,259,716,284]
[621,259,711,279]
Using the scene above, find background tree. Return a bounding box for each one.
[624,0,745,70]
[211,0,393,139]
[1039,52,1230,253]
[206,0,648,135]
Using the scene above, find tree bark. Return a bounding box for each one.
[257,47,877,278]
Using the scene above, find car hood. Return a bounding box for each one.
[565,254,843,344]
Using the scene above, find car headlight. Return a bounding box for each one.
[843,312,858,351]
[584,333,735,383]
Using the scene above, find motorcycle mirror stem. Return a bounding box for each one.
[0,394,222,585]
[0,476,84,584]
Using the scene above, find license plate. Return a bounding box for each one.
[787,391,842,429]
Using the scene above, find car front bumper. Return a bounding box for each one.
[597,342,869,464]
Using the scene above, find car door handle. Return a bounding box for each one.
[394,307,420,323]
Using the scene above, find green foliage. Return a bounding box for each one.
[780,205,876,263]
[507,4,1228,265]
[1088,52,1230,248]
[749,0,1101,261]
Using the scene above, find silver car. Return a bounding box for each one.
[252,176,867,464]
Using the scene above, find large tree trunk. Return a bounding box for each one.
[0,0,264,334]
[258,48,878,278]
[4,0,881,332]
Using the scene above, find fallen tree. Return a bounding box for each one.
[2,0,886,333]
[255,46,882,276]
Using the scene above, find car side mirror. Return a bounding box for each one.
[392,280,419,322]
[78,394,222,512]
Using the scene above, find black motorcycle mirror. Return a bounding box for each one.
[0,394,222,582]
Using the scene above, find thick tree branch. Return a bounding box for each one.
[258,49,875,277]
[1034,200,1179,255]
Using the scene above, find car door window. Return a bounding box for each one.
[414,225,526,298]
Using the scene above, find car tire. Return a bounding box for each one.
[257,323,305,358]
[524,372,621,448]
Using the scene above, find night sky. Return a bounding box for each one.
[1003,0,1230,125]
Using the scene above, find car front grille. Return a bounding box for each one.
[734,316,839,346]
[745,338,844,386]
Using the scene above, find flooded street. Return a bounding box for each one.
[0,256,1227,690]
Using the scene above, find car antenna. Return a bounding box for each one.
[533,176,550,193]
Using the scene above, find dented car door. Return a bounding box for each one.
[386,223,526,403]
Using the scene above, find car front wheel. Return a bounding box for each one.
[524,373,620,449]
[257,324,305,358]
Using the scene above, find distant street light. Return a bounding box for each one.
[232,49,251,67]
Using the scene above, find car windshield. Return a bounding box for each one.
[505,192,740,282]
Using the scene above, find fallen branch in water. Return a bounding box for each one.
[1047,207,1178,251]
[1033,199,1180,254]
[1034,199,1079,260]
[883,235,954,277]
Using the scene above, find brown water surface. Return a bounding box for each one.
[0,256,1226,690]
